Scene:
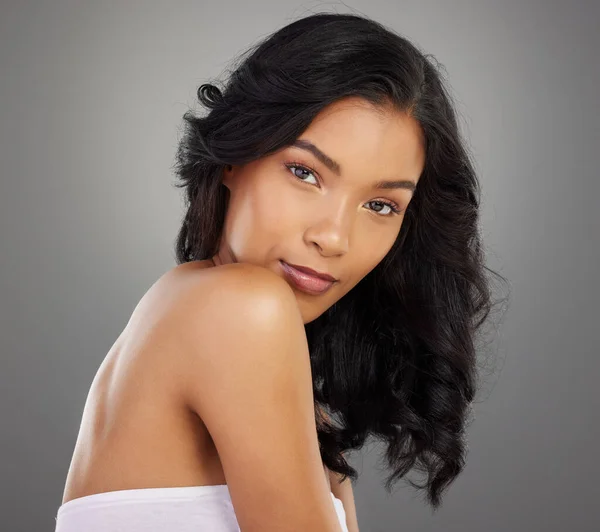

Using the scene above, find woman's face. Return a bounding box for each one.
[213,96,425,323]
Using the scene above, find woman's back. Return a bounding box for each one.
[58,260,344,531]
[60,260,231,503]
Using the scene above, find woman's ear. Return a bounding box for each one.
[221,164,234,188]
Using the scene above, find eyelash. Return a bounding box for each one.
[283,162,402,217]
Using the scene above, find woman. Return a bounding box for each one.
[55,12,505,532]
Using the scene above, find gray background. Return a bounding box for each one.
[1,1,598,531]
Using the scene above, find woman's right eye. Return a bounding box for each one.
[284,163,320,187]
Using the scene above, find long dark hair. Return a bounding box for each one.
[172,12,509,511]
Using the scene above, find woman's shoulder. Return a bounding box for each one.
[166,260,296,315]
[142,259,310,424]
[121,260,301,370]
[156,263,335,530]
[110,259,305,424]
[126,260,293,329]
[164,259,292,297]
[168,260,300,337]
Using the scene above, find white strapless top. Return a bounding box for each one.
[54,484,348,531]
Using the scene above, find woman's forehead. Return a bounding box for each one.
[290,103,425,181]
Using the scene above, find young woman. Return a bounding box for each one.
[55,12,505,532]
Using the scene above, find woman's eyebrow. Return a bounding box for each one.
[292,139,341,175]
[291,138,417,194]
[374,179,416,193]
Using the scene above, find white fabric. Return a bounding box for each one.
[55,484,348,532]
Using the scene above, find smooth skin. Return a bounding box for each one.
[214,96,425,324]
[61,96,425,531]
[181,262,344,530]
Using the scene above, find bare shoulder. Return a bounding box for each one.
[169,260,309,413]
[122,260,303,384]
[171,259,308,392]
[189,260,297,307]
[124,261,296,340]
[162,261,302,340]
[167,260,294,302]
[155,262,342,530]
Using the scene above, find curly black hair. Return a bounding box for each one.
[171,12,509,511]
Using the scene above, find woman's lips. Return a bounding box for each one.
[279,261,335,295]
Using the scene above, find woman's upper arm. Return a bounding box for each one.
[318,407,360,532]
[175,264,343,532]
[329,471,360,532]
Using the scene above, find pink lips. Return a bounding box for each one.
[279,261,336,295]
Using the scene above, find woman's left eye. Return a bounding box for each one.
[284,162,401,217]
